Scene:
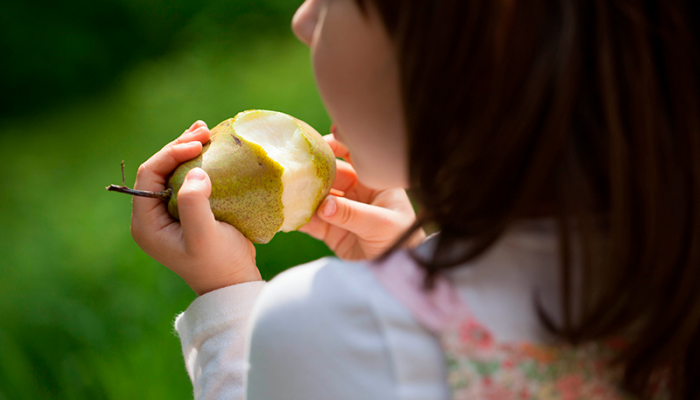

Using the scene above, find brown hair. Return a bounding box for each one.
[356,0,700,398]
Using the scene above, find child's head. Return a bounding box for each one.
[294,0,700,397]
[292,0,408,190]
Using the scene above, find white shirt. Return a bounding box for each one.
[175,221,561,400]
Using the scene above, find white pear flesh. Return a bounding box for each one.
[233,110,329,232]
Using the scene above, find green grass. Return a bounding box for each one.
[0,33,333,399]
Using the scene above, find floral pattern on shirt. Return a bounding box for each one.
[439,315,668,400]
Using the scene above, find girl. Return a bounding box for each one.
[130,0,700,399]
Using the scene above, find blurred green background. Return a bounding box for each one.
[0,0,335,398]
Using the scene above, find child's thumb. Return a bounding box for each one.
[317,195,392,237]
[177,168,218,251]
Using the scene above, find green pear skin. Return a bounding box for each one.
[166,111,336,244]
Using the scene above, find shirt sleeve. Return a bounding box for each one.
[174,280,267,400]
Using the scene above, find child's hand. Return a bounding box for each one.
[299,134,426,260]
[130,121,261,296]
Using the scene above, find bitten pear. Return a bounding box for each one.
[165,110,336,244]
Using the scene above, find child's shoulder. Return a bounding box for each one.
[250,256,403,328]
[246,255,448,399]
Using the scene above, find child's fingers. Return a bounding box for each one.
[332,159,358,193]
[131,142,204,233]
[316,195,395,238]
[297,214,329,241]
[186,120,207,134]
[131,125,209,240]
[137,125,209,192]
[331,159,378,203]
[173,126,210,147]
[176,168,219,255]
[134,141,203,192]
[324,134,353,163]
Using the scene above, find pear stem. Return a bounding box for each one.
[106,160,173,201]
[106,184,173,200]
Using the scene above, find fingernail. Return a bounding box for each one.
[186,168,207,181]
[322,196,336,217]
[188,126,207,136]
[190,120,207,130]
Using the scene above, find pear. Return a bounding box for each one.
[108,110,336,244]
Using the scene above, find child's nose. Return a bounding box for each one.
[292,0,318,47]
